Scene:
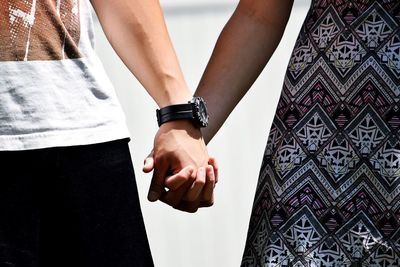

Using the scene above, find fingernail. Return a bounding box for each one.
[148,191,159,202]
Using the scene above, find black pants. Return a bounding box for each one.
[0,139,153,267]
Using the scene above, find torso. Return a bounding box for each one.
[242,1,400,266]
[0,0,130,151]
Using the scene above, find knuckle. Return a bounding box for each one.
[167,184,179,191]
[203,200,214,207]
[185,195,196,202]
[187,207,198,213]
[171,201,181,209]
[154,153,168,164]
[153,154,162,162]
[181,174,193,181]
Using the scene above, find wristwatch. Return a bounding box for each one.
[156,96,209,128]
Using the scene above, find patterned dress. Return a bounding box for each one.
[241,1,400,266]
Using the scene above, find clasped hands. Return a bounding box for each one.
[142,120,218,213]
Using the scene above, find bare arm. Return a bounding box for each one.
[90,0,215,212]
[196,0,294,143]
[90,0,190,106]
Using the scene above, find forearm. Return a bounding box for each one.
[91,0,190,107]
[196,0,293,143]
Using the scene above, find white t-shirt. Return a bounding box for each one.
[0,0,130,150]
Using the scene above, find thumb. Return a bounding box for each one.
[143,150,155,173]
[148,162,168,202]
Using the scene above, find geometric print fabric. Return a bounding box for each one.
[242,1,400,266]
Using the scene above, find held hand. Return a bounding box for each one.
[147,119,208,204]
[143,122,219,212]
[163,164,217,211]
[144,162,218,212]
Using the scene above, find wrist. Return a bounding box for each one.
[159,120,203,139]
[156,97,209,128]
[157,83,192,108]
[159,95,192,108]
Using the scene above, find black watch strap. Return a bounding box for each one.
[156,103,194,126]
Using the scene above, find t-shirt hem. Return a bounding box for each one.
[0,125,131,151]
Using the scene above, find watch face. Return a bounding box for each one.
[193,97,209,127]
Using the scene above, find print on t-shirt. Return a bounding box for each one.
[0,0,81,61]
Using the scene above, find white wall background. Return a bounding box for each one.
[93,1,311,266]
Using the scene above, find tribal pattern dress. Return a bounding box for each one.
[241,1,400,266]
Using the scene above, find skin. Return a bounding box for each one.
[90,0,216,212]
[197,0,295,143]
[145,0,294,211]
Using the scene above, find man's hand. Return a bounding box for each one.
[143,120,218,212]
